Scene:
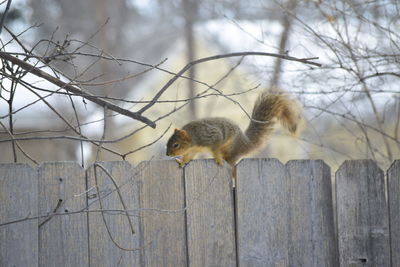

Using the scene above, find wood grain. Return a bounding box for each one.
[87,161,141,267]
[286,160,337,267]
[184,159,236,267]
[236,158,289,267]
[0,159,397,266]
[138,160,187,267]
[38,162,88,266]
[388,160,400,266]
[336,160,390,266]
[0,164,38,267]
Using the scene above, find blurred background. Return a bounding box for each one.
[0,0,399,172]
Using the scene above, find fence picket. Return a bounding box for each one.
[286,160,337,266]
[0,164,38,267]
[138,160,187,267]
[388,160,400,266]
[38,162,88,266]
[87,161,141,267]
[184,159,236,267]
[336,160,390,266]
[236,158,289,267]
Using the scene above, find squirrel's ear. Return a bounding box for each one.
[175,128,190,140]
[180,129,190,141]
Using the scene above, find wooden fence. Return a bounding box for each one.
[0,159,399,267]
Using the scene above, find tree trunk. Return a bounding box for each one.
[183,0,198,119]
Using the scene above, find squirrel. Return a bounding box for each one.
[166,93,302,167]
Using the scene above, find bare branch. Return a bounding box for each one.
[137,51,321,114]
[0,120,39,165]
[0,51,156,128]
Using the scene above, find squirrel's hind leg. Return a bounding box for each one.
[212,149,225,165]
[212,137,234,166]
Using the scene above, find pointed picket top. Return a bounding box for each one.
[285,159,337,267]
[37,161,88,266]
[0,162,35,171]
[184,159,236,267]
[86,160,141,267]
[137,158,187,267]
[337,159,383,177]
[336,159,390,267]
[236,158,289,267]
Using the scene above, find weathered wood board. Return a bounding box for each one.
[388,160,400,266]
[236,158,289,267]
[138,160,187,267]
[286,160,337,267]
[185,159,236,267]
[87,161,141,267]
[0,164,38,267]
[38,162,88,266]
[336,160,390,266]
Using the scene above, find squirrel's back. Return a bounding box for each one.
[166,93,302,167]
[182,118,241,147]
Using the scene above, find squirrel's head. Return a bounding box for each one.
[166,128,191,156]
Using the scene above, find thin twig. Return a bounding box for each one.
[0,120,39,165]
[0,51,156,128]
[92,163,147,251]
[94,163,135,234]
[123,124,172,158]
[137,51,321,114]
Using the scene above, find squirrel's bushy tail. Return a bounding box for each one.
[246,93,301,146]
[225,93,301,165]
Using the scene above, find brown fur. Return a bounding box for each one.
[166,93,302,167]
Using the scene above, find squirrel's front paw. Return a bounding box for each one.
[214,158,224,166]
[175,158,186,168]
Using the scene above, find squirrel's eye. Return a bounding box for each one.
[173,143,180,148]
